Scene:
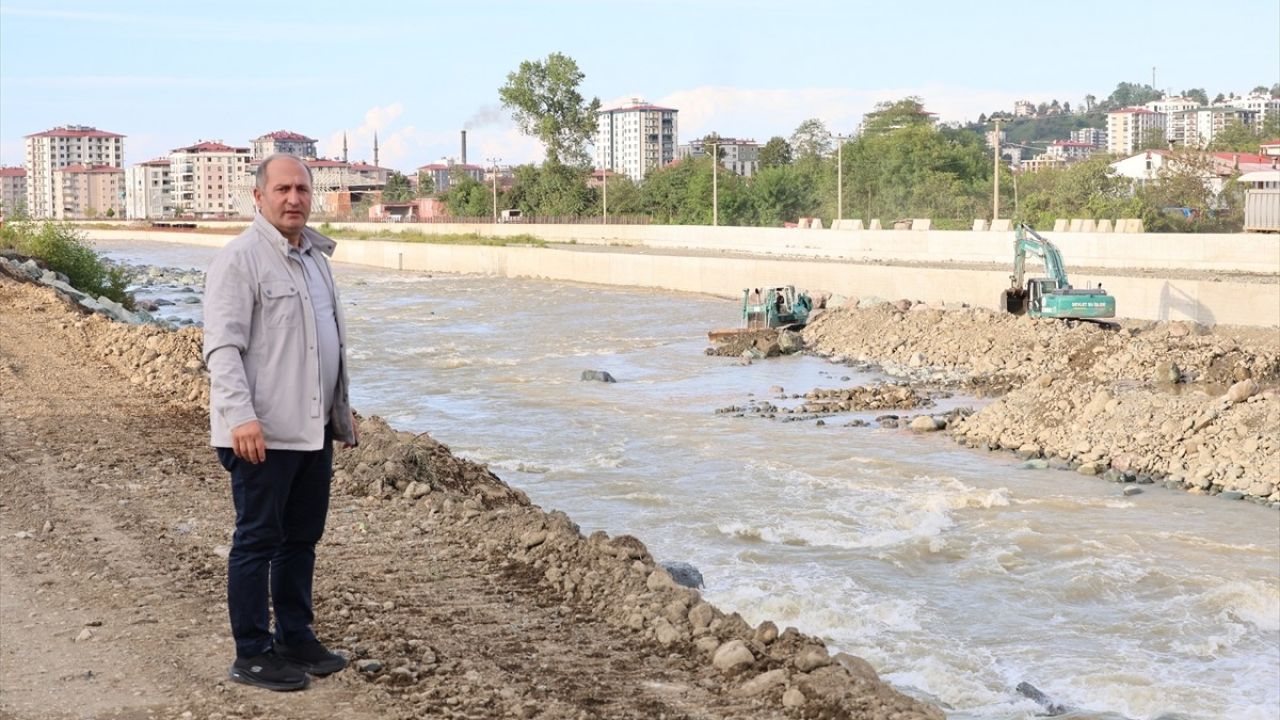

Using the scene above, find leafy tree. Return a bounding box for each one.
[1102,82,1161,110]
[1084,94,1097,112]
[593,173,644,217]
[0,221,131,306]
[758,136,792,168]
[789,118,833,159]
[1182,88,1209,105]
[506,163,593,217]
[1213,92,1226,104]
[751,165,818,226]
[105,208,115,218]
[1272,83,1280,98]
[1252,85,1269,95]
[1015,156,1138,229]
[381,171,414,202]
[1138,126,1169,151]
[498,53,601,166]
[416,171,435,197]
[441,174,493,218]
[860,97,933,135]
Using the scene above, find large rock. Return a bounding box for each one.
[909,415,943,432]
[580,370,617,383]
[659,561,705,589]
[1225,379,1259,403]
[712,640,755,673]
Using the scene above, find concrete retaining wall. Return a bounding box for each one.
[85,229,1279,327]
[148,220,1280,274]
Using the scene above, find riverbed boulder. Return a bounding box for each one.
[580,370,617,383]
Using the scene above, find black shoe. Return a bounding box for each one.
[229,650,309,691]
[275,640,349,676]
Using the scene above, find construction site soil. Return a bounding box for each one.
[0,276,942,720]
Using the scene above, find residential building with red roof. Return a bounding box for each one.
[0,166,27,217]
[125,158,173,220]
[170,140,251,218]
[23,125,125,218]
[252,130,319,161]
[595,98,679,183]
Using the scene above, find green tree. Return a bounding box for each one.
[382,171,414,202]
[1209,119,1263,151]
[593,173,643,217]
[789,118,833,160]
[1271,83,1280,98]
[441,174,493,218]
[751,165,818,226]
[1015,155,1139,229]
[1251,85,1269,95]
[506,163,593,217]
[1102,82,1161,110]
[758,136,792,168]
[1139,126,1169,151]
[1182,88,1209,105]
[860,97,933,135]
[105,208,115,218]
[416,171,435,197]
[498,53,601,166]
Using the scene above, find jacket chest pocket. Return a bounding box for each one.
[260,280,301,327]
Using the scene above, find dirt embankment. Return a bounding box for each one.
[802,302,1280,503]
[0,275,942,720]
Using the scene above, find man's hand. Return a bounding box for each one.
[231,420,266,464]
[342,410,359,450]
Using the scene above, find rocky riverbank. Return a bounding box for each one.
[0,273,943,719]
[801,301,1280,505]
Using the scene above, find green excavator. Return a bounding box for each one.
[1001,223,1115,320]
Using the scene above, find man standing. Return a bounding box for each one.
[204,153,357,691]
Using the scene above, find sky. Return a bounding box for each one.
[1,0,1277,171]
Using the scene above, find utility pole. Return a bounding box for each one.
[711,141,718,227]
[836,136,845,222]
[601,168,608,225]
[486,157,501,223]
[993,120,1001,220]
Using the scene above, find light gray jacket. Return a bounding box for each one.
[203,213,356,450]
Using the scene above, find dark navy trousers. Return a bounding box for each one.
[216,427,333,659]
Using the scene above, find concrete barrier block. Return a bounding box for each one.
[1081,219,1097,232]
[1128,219,1144,233]
[991,219,1012,232]
[1097,219,1113,233]
[796,218,811,229]
[1068,219,1084,232]
[848,219,864,231]
[912,219,932,231]
[810,218,825,229]
[869,219,883,230]
[972,219,990,231]
[1053,219,1068,232]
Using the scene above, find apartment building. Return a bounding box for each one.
[1145,96,1200,115]
[594,99,678,183]
[52,165,124,219]
[1044,140,1096,161]
[170,141,251,218]
[0,167,27,216]
[1106,108,1165,155]
[416,161,485,194]
[252,130,318,160]
[1232,92,1280,127]
[125,159,173,219]
[676,138,760,177]
[24,125,125,219]
[1013,100,1035,117]
[1069,127,1107,148]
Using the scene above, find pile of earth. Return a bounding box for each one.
[801,301,1280,504]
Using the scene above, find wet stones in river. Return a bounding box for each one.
[1015,681,1067,716]
[580,370,617,383]
[659,561,705,589]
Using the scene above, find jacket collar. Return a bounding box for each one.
[252,212,337,258]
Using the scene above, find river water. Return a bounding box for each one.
[97,239,1280,720]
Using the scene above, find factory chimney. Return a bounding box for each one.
[461,130,467,166]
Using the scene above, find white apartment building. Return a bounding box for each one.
[24,125,125,219]
[594,99,678,183]
[125,159,173,219]
[1069,127,1107,147]
[1044,141,1095,161]
[1232,93,1280,127]
[1013,100,1035,117]
[170,141,251,218]
[52,165,124,219]
[676,138,760,177]
[252,130,318,160]
[1106,108,1165,155]
[0,167,27,216]
[1145,96,1200,115]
